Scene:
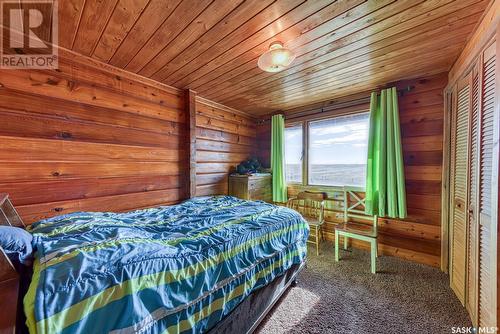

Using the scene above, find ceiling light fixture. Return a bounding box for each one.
[257,41,296,73]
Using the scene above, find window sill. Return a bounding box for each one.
[287,183,366,193]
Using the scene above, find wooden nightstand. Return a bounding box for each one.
[228,174,272,202]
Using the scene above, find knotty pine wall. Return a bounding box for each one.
[257,73,446,267]
[195,97,257,196]
[0,50,256,224]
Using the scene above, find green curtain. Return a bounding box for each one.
[365,87,407,218]
[271,114,287,203]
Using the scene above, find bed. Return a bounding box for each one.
[2,195,308,333]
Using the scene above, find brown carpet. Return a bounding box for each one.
[257,242,471,334]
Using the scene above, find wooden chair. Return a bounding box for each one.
[287,191,327,256]
[334,188,378,273]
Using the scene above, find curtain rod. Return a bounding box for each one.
[258,85,415,124]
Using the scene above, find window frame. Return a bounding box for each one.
[284,121,306,185]
[284,109,369,191]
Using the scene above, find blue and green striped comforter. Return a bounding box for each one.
[24,196,308,334]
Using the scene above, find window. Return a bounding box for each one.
[284,124,303,183]
[308,113,370,187]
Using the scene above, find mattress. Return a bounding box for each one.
[24,196,308,334]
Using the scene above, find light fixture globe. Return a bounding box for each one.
[258,41,296,73]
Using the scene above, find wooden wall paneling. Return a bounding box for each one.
[395,74,447,267]
[0,161,183,182]
[16,189,183,224]
[0,70,184,123]
[194,98,258,197]
[0,52,182,224]
[0,109,183,149]
[57,49,185,100]
[256,73,447,267]
[0,90,181,137]
[186,89,197,198]
[0,136,184,162]
[0,176,183,207]
[256,122,271,168]
[0,46,258,223]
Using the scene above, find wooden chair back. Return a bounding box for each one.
[0,194,21,333]
[287,191,327,223]
[0,193,25,275]
[0,194,25,228]
[0,194,25,275]
[342,188,378,234]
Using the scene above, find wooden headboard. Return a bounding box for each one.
[0,194,25,229]
[0,193,24,333]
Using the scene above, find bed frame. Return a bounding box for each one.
[207,262,303,334]
[0,193,304,334]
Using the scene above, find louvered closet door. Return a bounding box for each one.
[478,41,497,328]
[450,75,471,304]
[466,66,480,325]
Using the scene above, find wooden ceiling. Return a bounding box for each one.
[46,0,492,114]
